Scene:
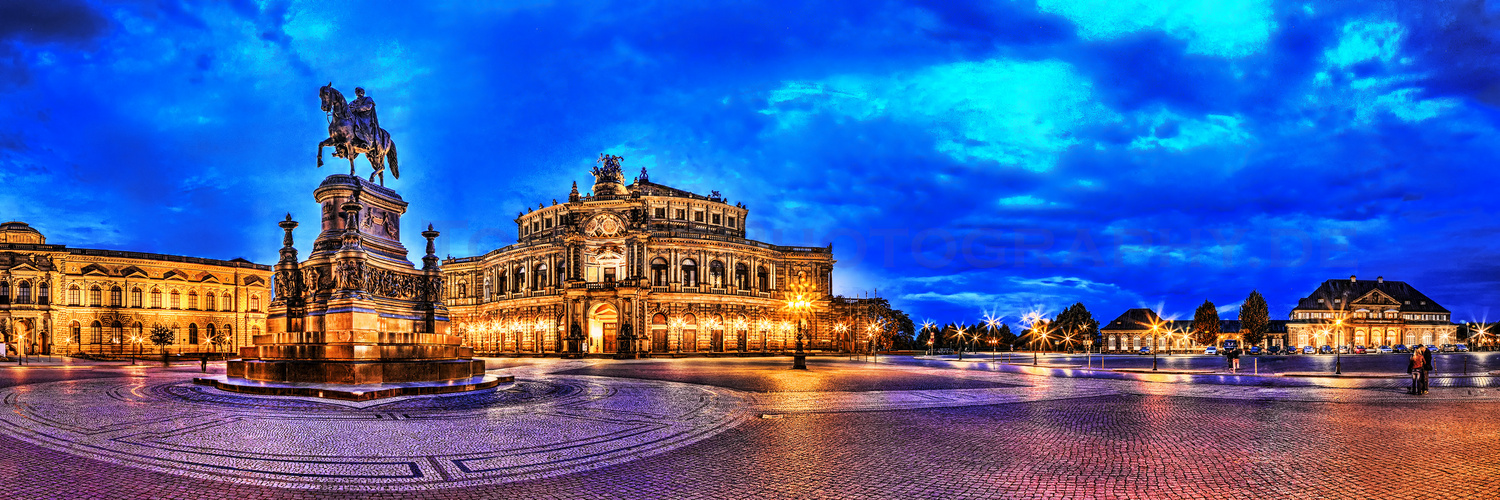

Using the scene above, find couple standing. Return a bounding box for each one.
[1407,345,1434,394]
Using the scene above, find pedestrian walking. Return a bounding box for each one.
[1407,348,1425,395]
[1420,344,1434,394]
[1230,347,1242,373]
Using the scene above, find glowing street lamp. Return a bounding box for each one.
[782,280,815,370]
[951,324,970,361]
[1332,316,1345,375]
[1148,317,1166,371]
[129,333,144,365]
[919,320,935,356]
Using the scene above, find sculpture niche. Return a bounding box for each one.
[317,84,400,185]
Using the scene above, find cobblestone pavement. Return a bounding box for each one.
[1,357,1497,499]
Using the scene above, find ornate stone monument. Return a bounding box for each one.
[196,85,505,400]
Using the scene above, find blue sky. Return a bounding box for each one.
[3,0,1499,327]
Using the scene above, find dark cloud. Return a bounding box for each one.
[0,0,108,43]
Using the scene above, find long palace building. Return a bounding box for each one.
[442,159,857,356]
[0,221,271,356]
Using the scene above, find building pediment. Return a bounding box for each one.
[243,275,266,286]
[119,266,148,278]
[162,269,190,281]
[1352,289,1399,306]
[79,263,112,276]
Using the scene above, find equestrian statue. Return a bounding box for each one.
[317,83,399,185]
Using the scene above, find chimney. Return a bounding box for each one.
[1350,275,1356,282]
[1377,276,1383,284]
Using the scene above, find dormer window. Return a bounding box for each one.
[712,213,721,225]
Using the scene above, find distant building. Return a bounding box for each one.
[441,164,875,356]
[1100,308,1286,352]
[0,221,270,355]
[1286,275,1456,348]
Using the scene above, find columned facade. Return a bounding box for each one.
[443,163,843,356]
[1287,275,1456,349]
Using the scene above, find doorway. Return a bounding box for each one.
[588,303,619,353]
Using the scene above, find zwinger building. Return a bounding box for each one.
[0,221,271,356]
[442,160,848,356]
[1287,275,1456,348]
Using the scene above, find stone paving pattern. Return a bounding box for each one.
[0,357,1497,498]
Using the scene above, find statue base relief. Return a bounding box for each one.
[200,175,504,400]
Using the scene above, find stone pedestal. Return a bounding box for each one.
[202,175,505,400]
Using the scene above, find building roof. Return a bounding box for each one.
[0,221,45,244]
[1293,276,1449,313]
[1104,308,1287,333]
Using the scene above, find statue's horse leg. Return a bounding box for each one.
[317,137,337,168]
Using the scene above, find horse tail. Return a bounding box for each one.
[387,140,399,179]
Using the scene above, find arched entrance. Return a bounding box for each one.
[13,319,31,355]
[588,303,619,354]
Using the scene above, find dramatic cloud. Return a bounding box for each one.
[2,0,1498,324]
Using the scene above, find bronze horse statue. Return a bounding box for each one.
[318,84,399,185]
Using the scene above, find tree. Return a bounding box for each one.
[1191,300,1220,346]
[1240,290,1270,347]
[996,324,1016,349]
[150,324,174,351]
[1052,303,1099,351]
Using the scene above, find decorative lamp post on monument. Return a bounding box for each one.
[783,279,815,370]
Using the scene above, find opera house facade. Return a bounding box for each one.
[441,159,854,356]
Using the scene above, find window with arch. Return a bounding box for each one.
[110,286,122,307]
[37,282,47,305]
[223,324,232,344]
[170,290,180,309]
[536,264,549,288]
[250,295,260,312]
[16,281,30,304]
[757,266,770,292]
[709,261,725,288]
[221,293,233,311]
[515,266,527,291]
[131,288,142,308]
[132,323,142,340]
[189,324,199,345]
[651,313,668,351]
[89,286,102,307]
[557,266,566,287]
[171,324,181,343]
[734,263,749,290]
[69,285,81,306]
[651,258,668,286]
[681,259,698,287]
[0,281,8,304]
[111,321,122,344]
[90,321,102,344]
[70,321,81,344]
[497,271,508,295]
[205,292,216,311]
[188,291,198,310]
[150,289,162,308]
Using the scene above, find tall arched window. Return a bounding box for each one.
[189,324,199,345]
[70,321,81,344]
[497,271,508,295]
[536,264,549,288]
[171,324,181,343]
[130,288,142,308]
[709,261,725,288]
[69,285,81,306]
[205,292,216,311]
[651,258,668,286]
[557,266,566,287]
[90,321,102,344]
[250,295,260,312]
[111,321,122,344]
[221,293,233,311]
[16,281,30,304]
[132,323,142,340]
[223,324,232,344]
[515,266,527,291]
[110,286,122,307]
[170,290,181,309]
[89,286,102,306]
[735,263,749,290]
[757,266,770,292]
[188,291,198,310]
[150,289,162,308]
[681,259,698,287]
[0,281,9,304]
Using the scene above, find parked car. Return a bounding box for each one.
[1378,345,1394,354]
[1440,344,1456,352]
[1319,345,1333,354]
[1353,345,1366,354]
[1337,345,1350,354]
[1204,346,1218,355]
[1303,346,1316,354]
[1138,347,1152,355]
[1455,344,1470,352]
[1248,346,1263,355]
[1394,345,1410,353]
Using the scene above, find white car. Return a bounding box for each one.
[1204,346,1218,355]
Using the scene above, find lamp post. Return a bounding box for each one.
[919,320,934,356]
[1150,322,1161,371]
[952,324,969,361]
[782,281,814,370]
[129,334,143,365]
[1333,317,1344,375]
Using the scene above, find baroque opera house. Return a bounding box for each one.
[441,157,854,356]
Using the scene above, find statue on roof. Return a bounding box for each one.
[317,84,400,186]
